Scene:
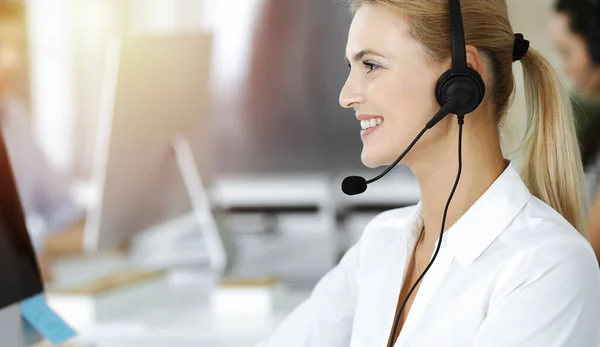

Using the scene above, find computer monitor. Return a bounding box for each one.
[84,32,234,274]
[0,127,45,347]
[0,124,43,311]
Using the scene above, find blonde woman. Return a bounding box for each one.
[257,0,600,346]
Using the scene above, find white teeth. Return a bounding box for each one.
[360,118,384,130]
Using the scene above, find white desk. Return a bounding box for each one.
[209,174,332,208]
[48,255,310,347]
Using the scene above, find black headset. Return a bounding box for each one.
[340,0,485,345]
[435,0,485,116]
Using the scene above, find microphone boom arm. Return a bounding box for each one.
[365,97,458,184]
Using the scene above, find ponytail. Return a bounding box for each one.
[518,48,589,235]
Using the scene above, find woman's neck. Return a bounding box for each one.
[410,117,507,247]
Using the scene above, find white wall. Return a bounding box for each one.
[503,0,563,155]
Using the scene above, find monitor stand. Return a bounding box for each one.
[128,135,234,279]
[44,135,235,331]
[172,135,228,273]
[0,304,43,347]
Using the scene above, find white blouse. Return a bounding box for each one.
[257,163,600,346]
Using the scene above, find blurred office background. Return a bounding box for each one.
[0,0,588,345]
[26,0,360,181]
[20,0,416,289]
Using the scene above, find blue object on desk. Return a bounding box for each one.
[19,293,76,345]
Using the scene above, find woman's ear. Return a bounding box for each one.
[465,44,485,76]
[437,45,484,75]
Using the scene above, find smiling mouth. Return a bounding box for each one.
[360,118,383,138]
[360,117,383,130]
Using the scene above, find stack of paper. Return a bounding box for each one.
[45,269,167,330]
[210,276,285,317]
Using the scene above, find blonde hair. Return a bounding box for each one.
[349,0,589,235]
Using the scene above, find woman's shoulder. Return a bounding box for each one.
[497,196,597,272]
[485,197,600,314]
[508,196,588,242]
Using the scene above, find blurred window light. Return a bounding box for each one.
[130,0,176,33]
[77,0,111,41]
[210,0,262,91]
[26,0,75,173]
[129,0,209,34]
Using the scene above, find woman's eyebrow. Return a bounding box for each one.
[344,49,387,65]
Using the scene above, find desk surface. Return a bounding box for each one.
[77,278,308,347]
[49,255,310,347]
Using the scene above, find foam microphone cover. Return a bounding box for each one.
[341,176,367,195]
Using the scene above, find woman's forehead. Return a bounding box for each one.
[346,5,419,60]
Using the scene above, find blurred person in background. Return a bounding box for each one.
[552,0,600,262]
[0,1,85,281]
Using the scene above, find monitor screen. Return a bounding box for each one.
[0,128,43,311]
[85,33,216,252]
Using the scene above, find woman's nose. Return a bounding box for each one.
[339,75,364,109]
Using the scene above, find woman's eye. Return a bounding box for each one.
[363,61,380,73]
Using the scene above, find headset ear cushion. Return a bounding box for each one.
[435,68,485,114]
[435,70,455,106]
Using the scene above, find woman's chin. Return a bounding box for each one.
[361,150,390,169]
